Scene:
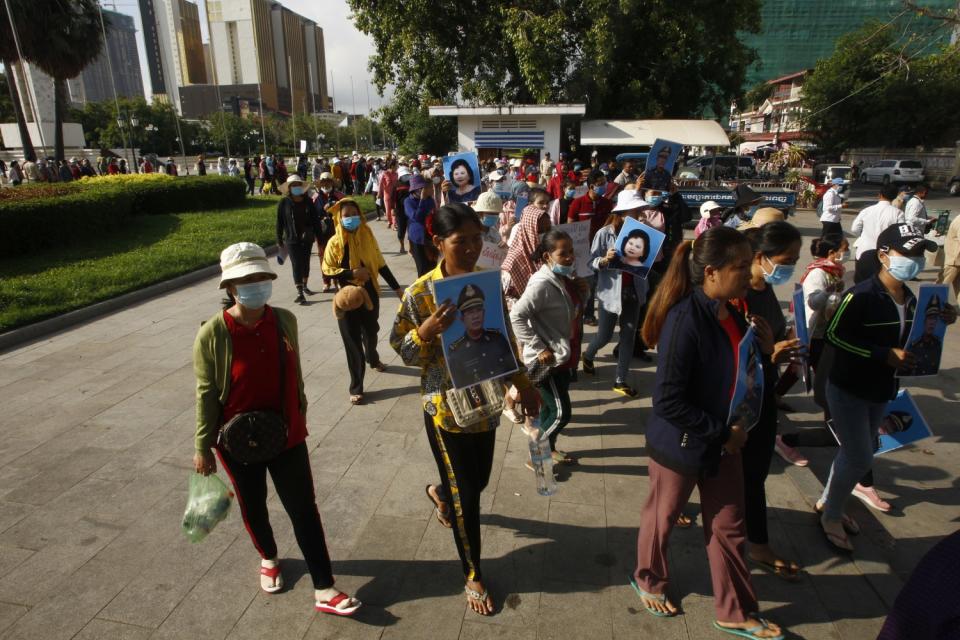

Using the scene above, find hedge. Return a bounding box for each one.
[1,175,248,256]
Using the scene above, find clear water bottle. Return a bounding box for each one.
[527,422,557,496]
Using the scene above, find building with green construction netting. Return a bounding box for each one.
[742,0,957,86]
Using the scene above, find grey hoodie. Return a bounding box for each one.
[510,264,576,367]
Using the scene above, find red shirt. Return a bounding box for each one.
[222,307,307,449]
[567,192,613,240]
[718,313,743,401]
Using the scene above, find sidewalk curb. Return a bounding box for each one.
[0,246,275,354]
[0,207,379,354]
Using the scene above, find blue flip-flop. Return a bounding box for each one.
[713,618,784,640]
[628,575,676,617]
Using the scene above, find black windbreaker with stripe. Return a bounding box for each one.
[825,275,916,403]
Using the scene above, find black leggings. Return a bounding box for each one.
[337,294,380,395]
[245,178,255,195]
[423,413,496,581]
[409,242,431,277]
[287,240,312,286]
[741,383,778,546]
[216,442,335,589]
[396,212,409,246]
[821,221,843,237]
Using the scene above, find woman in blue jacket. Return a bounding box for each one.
[632,226,785,640]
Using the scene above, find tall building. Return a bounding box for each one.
[202,0,328,117]
[80,9,145,103]
[138,0,208,113]
[741,0,956,86]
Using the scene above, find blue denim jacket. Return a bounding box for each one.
[589,224,649,315]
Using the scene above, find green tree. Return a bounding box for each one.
[31,0,105,161]
[349,0,760,120]
[801,21,960,152]
[0,0,45,161]
[377,87,455,155]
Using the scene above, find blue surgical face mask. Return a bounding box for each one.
[761,256,796,285]
[551,263,575,277]
[565,189,576,199]
[234,280,272,309]
[592,184,606,196]
[290,186,304,197]
[884,254,923,282]
[482,214,499,228]
[647,195,665,207]
[341,215,361,231]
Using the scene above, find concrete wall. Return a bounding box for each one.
[843,145,960,188]
[455,114,563,158]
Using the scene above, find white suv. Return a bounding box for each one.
[859,159,924,185]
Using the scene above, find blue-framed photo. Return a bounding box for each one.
[727,325,764,431]
[432,270,519,390]
[443,151,481,204]
[898,284,949,378]
[610,217,666,279]
[826,390,933,455]
[644,138,682,191]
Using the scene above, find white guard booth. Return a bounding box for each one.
[428,104,586,159]
[579,119,730,152]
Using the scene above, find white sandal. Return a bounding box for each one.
[260,561,283,593]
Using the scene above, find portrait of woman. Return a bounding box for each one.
[610,217,664,279]
[443,153,482,204]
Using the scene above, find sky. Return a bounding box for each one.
[104,0,390,115]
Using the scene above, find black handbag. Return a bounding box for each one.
[219,323,289,463]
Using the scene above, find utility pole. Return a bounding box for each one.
[309,62,319,152]
[203,0,229,157]
[96,4,131,168]
[350,75,358,151]
[288,56,296,156]
[365,83,375,150]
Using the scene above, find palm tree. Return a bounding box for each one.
[30,0,105,161]
[0,0,42,161]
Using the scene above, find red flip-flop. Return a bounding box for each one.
[315,592,362,616]
[260,563,283,594]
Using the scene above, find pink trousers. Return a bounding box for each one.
[634,453,758,622]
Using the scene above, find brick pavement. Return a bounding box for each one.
[0,208,957,639]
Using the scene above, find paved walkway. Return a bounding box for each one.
[0,208,957,640]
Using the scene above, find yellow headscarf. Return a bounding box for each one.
[321,198,387,292]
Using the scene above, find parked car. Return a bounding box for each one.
[814,164,853,184]
[859,159,925,185]
[682,155,756,179]
[949,175,959,196]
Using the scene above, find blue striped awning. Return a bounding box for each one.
[474,131,545,148]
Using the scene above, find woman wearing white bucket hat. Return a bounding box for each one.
[192,242,362,617]
[277,174,324,304]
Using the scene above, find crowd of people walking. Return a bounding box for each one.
[190,148,956,639]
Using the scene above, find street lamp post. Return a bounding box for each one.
[118,114,140,171]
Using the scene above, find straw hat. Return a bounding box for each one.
[737,207,785,230]
[218,242,277,289]
[474,191,503,214]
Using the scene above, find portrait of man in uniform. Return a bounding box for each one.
[907,294,944,376]
[900,285,950,378]
[642,138,682,192]
[434,272,519,389]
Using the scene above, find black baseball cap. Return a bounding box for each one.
[877,223,937,257]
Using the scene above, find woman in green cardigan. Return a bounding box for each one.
[192,242,361,617]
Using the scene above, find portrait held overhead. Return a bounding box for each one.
[3,0,960,637]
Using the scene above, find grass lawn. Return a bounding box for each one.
[0,194,375,332]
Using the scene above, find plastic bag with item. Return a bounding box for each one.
[181,472,234,543]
